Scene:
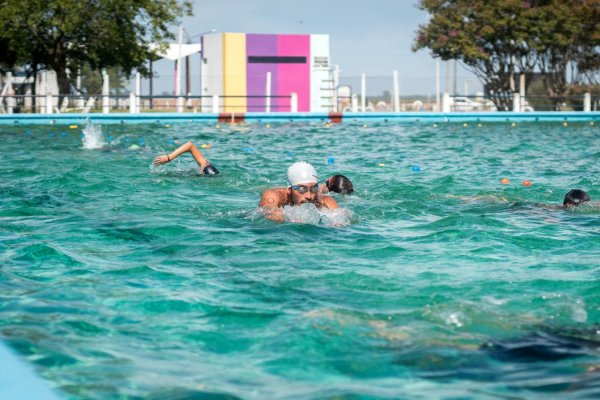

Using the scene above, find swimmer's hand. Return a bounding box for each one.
[153,155,171,166]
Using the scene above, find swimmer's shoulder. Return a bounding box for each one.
[319,195,339,209]
[260,187,287,207]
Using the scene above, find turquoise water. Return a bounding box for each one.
[1,121,599,399]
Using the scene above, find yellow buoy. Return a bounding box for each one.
[69,125,78,129]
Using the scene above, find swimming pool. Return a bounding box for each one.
[1,120,599,399]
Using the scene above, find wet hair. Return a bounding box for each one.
[203,164,219,175]
[326,174,354,194]
[563,189,590,206]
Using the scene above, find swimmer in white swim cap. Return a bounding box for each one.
[259,161,339,222]
[153,141,219,175]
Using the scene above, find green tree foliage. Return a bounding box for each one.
[413,0,600,110]
[0,0,191,95]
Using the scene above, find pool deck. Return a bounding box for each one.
[0,111,599,125]
[0,341,62,399]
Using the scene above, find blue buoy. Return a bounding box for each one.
[138,138,145,145]
[168,138,175,145]
[125,137,131,143]
[327,157,336,165]
[107,135,113,142]
[25,130,32,135]
[60,132,66,138]
[412,165,421,172]
[243,147,253,153]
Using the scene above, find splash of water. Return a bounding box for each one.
[282,203,353,226]
[81,122,106,149]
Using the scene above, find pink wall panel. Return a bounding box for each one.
[277,35,310,112]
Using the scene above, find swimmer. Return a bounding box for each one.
[319,174,354,195]
[153,141,219,175]
[259,162,339,222]
[563,189,591,208]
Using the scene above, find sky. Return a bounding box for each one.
[148,0,482,97]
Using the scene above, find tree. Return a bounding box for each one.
[413,0,600,110]
[0,0,191,96]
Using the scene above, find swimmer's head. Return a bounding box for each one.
[563,189,590,207]
[326,174,354,194]
[288,162,318,186]
[203,164,219,175]
[288,162,319,205]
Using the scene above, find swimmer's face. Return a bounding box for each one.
[290,181,319,205]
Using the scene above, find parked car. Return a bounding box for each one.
[450,96,483,112]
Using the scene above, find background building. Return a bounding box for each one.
[200,32,334,113]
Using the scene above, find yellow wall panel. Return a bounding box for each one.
[223,33,247,112]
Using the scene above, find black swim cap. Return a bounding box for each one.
[327,174,354,194]
[563,189,590,206]
[203,165,219,175]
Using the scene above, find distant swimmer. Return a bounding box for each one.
[319,174,354,195]
[153,141,219,175]
[563,189,591,208]
[259,162,339,222]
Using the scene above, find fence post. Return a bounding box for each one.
[6,72,14,114]
[360,73,366,112]
[290,92,298,113]
[265,72,271,113]
[102,69,109,114]
[129,92,136,114]
[512,93,521,112]
[135,72,141,113]
[212,95,219,113]
[584,93,591,112]
[392,70,400,113]
[442,92,451,112]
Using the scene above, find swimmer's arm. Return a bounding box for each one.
[259,190,284,222]
[320,196,339,210]
[153,141,209,169]
[318,183,329,194]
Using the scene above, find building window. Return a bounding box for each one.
[248,56,307,64]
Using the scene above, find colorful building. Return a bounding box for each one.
[200,32,334,113]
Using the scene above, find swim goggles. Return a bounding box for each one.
[291,183,319,194]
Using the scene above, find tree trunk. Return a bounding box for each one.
[50,36,71,100]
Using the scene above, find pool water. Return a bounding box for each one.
[1,121,599,399]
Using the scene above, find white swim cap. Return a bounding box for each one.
[288,162,318,186]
